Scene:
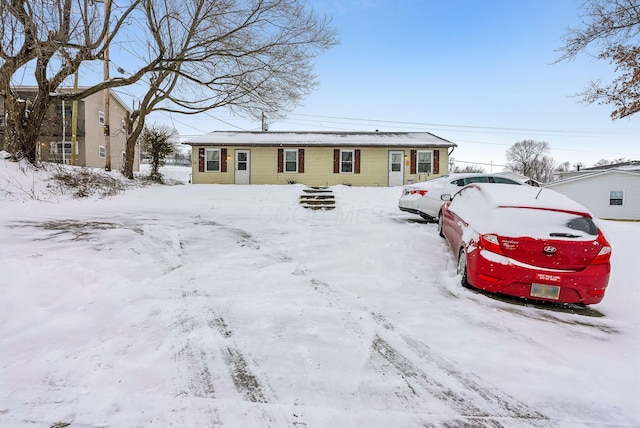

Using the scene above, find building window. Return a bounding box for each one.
[285,149,298,172]
[341,150,354,173]
[610,191,624,206]
[205,149,220,172]
[98,111,105,124]
[52,142,78,155]
[121,119,126,130]
[99,145,105,158]
[417,150,433,174]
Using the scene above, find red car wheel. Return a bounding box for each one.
[457,248,470,288]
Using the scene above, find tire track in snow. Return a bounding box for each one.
[221,346,269,403]
[438,280,619,354]
[371,313,550,426]
[306,277,551,426]
[205,309,274,404]
[173,343,217,399]
[134,221,225,427]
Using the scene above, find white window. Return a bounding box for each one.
[417,150,433,174]
[99,145,105,158]
[610,191,624,206]
[52,142,78,155]
[98,111,105,124]
[341,150,354,173]
[285,149,298,173]
[205,149,220,172]
[121,119,126,130]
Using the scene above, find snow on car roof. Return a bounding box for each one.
[450,184,597,239]
[473,183,591,215]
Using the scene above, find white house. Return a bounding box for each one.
[544,167,640,221]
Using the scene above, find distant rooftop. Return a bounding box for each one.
[581,160,640,171]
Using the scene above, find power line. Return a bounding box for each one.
[453,159,506,167]
[287,113,614,137]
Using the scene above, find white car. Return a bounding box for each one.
[398,173,524,221]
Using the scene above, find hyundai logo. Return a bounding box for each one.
[543,246,557,255]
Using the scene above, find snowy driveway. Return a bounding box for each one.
[1,182,639,427]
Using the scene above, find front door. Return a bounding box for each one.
[389,150,404,186]
[235,149,250,184]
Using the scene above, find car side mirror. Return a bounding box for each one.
[441,194,452,201]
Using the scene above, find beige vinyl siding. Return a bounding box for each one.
[191,145,450,186]
[81,91,133,170]
[252,147,279,182]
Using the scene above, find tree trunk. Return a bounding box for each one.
[121,111,144,179]
[3,92,50,164]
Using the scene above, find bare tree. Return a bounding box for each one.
[557,161,572,173]
[0,0,145,162]
[1,0,338,176]
[594,157,633,166]
[450,164,485,173]
[120,0,338,178]
[505,140,558,183]
[556,0,640,119]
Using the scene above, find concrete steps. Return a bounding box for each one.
[300,186,336,210]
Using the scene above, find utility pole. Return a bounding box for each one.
[62,99,66,164]
[103,0,111,171]
[71,69,78,165]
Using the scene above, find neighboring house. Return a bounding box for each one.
[544,165,640,221]
[0,86,139,172]
[558,160,640,181]
[185,131,457,186]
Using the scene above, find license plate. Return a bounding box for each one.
[530,283,561,300]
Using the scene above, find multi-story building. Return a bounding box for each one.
[1,87,139,172]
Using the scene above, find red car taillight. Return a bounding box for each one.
[479,234,504,255]
[409,189,428,196]
[591,233,612,265]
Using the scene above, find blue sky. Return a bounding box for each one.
[143,0,639,170]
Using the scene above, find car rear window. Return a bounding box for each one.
[464,177,490,184]
[489,208,599,240]
[491,177,521,185]
[566,216,598,235]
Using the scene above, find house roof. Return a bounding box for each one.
[545,168,640,187]
[10,85,131,113]
[580,160,640,172]
[184,131,457,148]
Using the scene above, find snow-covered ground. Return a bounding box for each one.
[1,157,639,427]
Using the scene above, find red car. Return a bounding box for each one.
[438,183,612,305]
